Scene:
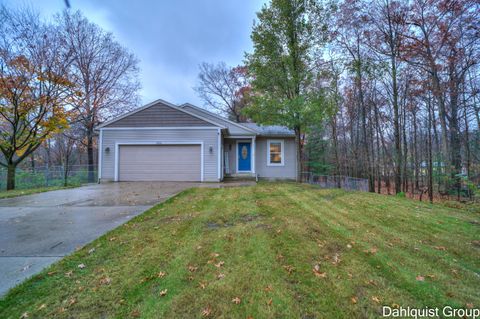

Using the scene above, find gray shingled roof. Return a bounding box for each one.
[240,123,295,137]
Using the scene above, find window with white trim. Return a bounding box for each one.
[267,139,284,166]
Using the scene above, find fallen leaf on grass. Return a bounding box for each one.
[199,282,207,289]
[283,265,295,274]
[312,264,326,278]
[77,263,86,269]
[466,303,474,309]
[65,270,73,277]
[267,299,273,306]
[188,265,198,272]
[351,296,358,304]
[214,261,225,268]
[426,274,436,279]
[88,248,95,254]
[434,246,447,251]
[416,275,425,281]
[331,253,341,266]
[109,237,116,242]
[20,312,29,318]
[160,289,168,296]
[158,271,166,278]
[217,273,225,280]
[264,285,273,292]
[365,279,376,286]
[37,304,47,310]
[47,271,56,276]
[363,247,378,255]
[232,297,241,304]
[371,296,381,303]
[130,309,141,317]
[99,276,111,285]
[210,253,220,258]
[202,306,212,317]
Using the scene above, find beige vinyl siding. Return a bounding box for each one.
[118,145,201,181]
[100,128,219,182]
[106,101,212,127]
[255,137,296,179]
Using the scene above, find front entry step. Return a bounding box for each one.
[224,174,257,182]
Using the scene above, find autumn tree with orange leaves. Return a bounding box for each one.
[0,7,74,190]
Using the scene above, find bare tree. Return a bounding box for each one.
[195,62,250,122]
[52,132,77,186]
[59,10,140,182]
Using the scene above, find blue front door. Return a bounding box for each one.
[238,142,251,171]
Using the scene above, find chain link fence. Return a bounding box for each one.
[0,165,98,190]
[301,172,369,192]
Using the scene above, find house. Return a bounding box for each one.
[96,99,297,182]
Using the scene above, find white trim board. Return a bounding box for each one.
[224,135,256,139]
[114,141,204,182]
[98,129,103,181]
[217,128,221,180]
[100,127,220,131]
[181,103,258,134]
[96,99,226,129]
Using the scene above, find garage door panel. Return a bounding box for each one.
[118,145,201,181]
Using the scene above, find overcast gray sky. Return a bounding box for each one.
[2,0,265,106]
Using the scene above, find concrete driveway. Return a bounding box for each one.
[0,182,198,296]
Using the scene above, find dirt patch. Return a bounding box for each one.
[240,214,263,223]
[205,222,234,229]
[255,223,272,229]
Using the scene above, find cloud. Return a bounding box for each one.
[4,0,265,105]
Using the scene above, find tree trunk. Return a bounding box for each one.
[392,76,401,194]
[7,163,16,190]
[87,131,95,183]
[463,94,471,179]
[31,154,35,173]
[413,112,419,190]
[295,128,302,182]
[402,101,408,193]
[427,103,434,203]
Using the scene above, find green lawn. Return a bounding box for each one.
[0,185,76,199]
[1,183,479,318]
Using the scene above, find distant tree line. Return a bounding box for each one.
[0,6,140,190]
[196,0,480,202]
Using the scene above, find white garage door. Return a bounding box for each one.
[118,144,201,181]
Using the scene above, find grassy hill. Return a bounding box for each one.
[1,183,478,318]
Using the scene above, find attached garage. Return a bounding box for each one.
[117,144,202,182]
[97,100,227,182]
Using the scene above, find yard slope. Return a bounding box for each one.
[0,183,478,318]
